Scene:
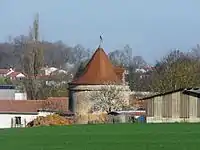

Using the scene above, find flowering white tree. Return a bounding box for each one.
[89,84,129,113]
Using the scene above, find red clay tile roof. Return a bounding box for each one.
[114,66,125,82]
[0,69,9,74]
[0,97,68,113]
[7,72,21,78]
[71,48,121,85]
[41,98,69,112]
[0,100,41,113]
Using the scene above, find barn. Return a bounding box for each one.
[141,88,200,123]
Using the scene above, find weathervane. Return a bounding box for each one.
[99,35,103,48]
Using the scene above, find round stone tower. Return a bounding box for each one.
[68,47,131,124]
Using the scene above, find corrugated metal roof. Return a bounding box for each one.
[140,87,200,100]
[140,88,185,100]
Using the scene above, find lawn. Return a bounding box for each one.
[0,123,200,150]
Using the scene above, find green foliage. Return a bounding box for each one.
[0,77,12,85]
[46,85,68,97]
[1,124,200,149]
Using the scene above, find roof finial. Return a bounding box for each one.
[99,35,103,48]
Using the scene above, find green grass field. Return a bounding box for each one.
[0,123,200,150]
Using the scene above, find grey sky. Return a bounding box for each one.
[0,0,200,64]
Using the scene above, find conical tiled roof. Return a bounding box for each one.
[71,47,121,85]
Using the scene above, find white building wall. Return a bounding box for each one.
[0,89,15,100]
[15,93,27,100]
[0,112,53,128]
[44,67,58,75]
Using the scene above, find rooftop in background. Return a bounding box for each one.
[0,68,25,80]
[0,97,69,113]
[0,69,10,74]
[71,47,122,85]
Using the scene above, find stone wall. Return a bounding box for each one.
[69,84,131,124]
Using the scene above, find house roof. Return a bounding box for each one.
[139,87,200,100]
[113,66,125,82]
[7,72,23,78]
[0,97,68,113]
[182,88,200,98]
[140,88,185,100]
[183,88,200,94]
[71,47,121,85]
[0,69,9,74]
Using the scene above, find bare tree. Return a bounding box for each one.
[150,50,200,93]
[21,14,45,99]
[72,44,91,65]
[109,49,127,67]
[108,45,149,91]
[132,56,147,68]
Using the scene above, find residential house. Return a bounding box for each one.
[135,65,154,79]
[0,97,70,128]
[0,69,11,77]
[142,88,200,123]
[40,66,72,85]
[0,68,25,80]
[41,66,68,76]
[7,72,25,80]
